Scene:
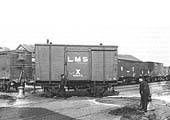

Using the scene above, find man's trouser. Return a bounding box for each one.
[141,93,149,112]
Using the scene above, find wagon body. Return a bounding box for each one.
[117,60,148,84]
[35,44,118,83]
[146,62,164,81]
[35,44,118,96]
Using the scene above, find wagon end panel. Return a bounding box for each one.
[51,46,65,81]
[35,45,50,81]
[105,50,118,81]
[91,51,103,81]
[35,45,65,82]
[91,48,118,82]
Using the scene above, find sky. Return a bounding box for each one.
[0,0,169,66]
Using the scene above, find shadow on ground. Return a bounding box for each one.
[0,107,78,120]
[40,90,119,98]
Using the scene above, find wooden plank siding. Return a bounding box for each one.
[35,44,118,82]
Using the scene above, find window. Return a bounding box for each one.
[18,54,25,61]
[32,58,35,62]
[132,67,135,72]
[121,66,123,71]
[148,70,150,74]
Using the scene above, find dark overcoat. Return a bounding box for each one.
[140,80,150,96]
[139,80,150,112]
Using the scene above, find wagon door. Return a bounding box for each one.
[66,51,89,80]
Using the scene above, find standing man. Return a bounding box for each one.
[139,78,150,113]
[58,74,67,97]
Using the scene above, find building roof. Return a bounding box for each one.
[145,61,163,64]
[16,44,35,53]
[0,47,10,52]
[118,54,142,62]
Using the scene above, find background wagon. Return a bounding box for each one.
[0,50,32,92]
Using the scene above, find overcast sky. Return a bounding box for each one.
[0,0,169,66]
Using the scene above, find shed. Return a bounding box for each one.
[118,54,142,62]
[16,44,35,79]
[16,44,34,53]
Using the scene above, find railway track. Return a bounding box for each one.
[115,81,169,91]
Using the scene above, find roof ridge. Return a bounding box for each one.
[118,54,142,62]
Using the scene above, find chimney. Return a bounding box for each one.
[100,43,103,46]
[47,39,49,44]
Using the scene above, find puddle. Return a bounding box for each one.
[0,95,14,100]
[0,95,30,106]
[0,95,17,107]
[7,99,17,105]
[89,99,122,107]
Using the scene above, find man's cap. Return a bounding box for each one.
[61,74,64,76]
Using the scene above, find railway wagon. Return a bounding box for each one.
[146,62,164,82]
[35,43,118,96]
[0,50,32,92]
[163,66,169,81]
[118,61,149,85]
[167,66,170,80]
[117,55,149,85]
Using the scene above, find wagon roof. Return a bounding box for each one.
[145,61,163,64]
[118,54,142,62]
[35,43,118,48]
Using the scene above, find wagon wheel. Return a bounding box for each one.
[10,81,19,91]
[86,85,95,97]
[44,87,53,97]
[74,86,79,91]
[2,84,7,92]
[3,84,10,92]
[95,86,107,97]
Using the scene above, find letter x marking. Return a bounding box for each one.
[75,69,80,75]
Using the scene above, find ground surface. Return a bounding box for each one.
[0,81,170,120]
